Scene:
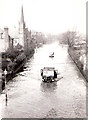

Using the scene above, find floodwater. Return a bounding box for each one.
[0,42,86,118]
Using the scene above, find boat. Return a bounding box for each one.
[40,67,58,82]
[49,52,54,57]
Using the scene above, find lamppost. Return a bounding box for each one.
[4,69,7,106]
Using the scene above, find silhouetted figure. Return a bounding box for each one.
[54,70,57,78]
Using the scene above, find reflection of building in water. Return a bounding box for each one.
[41,82,57,92]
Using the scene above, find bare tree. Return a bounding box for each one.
[59,30,80,46]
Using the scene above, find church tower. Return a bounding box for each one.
[19,5,25,48]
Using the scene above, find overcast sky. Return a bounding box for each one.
[0,0,86,34]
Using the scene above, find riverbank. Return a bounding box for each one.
[68,46,87,81]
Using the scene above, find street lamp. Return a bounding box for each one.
[4,69,8,106]
[4,69,7,85]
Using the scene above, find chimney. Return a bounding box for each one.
[4,27,9,51]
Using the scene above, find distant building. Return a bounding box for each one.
[19,5,34,55]
[9,27,19,47]
[0,27,13,52]
[19,5,25,48]
[0,5,34,55]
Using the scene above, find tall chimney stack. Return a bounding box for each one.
[4,27,9,51]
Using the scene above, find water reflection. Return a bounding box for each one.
[40,81,57,93]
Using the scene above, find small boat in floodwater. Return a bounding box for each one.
[49,52,54,57]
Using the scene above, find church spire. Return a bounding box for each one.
[21,5,24,23]
[19,5,25,47]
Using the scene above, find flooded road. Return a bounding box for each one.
[0,42,86,118]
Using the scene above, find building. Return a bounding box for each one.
[19,5,25,48]
[0,5,34,55]
[19,5,34,55]
[0,27,13,53]
[9,27,19,47]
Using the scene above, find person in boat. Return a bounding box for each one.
[54,70,57,78]
[49,52,54,57]
[52,52,54,55]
